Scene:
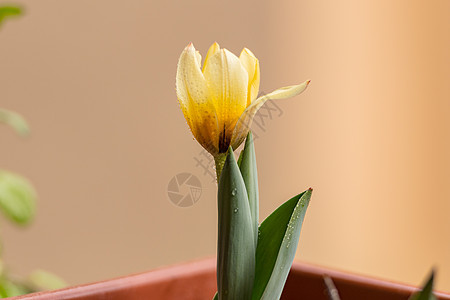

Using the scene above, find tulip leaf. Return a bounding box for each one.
[217,147,255,300]
[237,150,244,167]
[0,6,22,27]
[0,170,36,225]
[252,189,312,300]
[239,132,259,248]
[212,292,218,300]
[409,270,436,300]
[0,109,30,136]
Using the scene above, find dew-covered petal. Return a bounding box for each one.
[176,43,219,155]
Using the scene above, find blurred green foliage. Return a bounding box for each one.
[0,109,30,136]
[0,5,22,27]
[0,170,36,225]
[0,4,67,298]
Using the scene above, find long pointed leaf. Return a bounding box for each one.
[409,270,436,300]
[252,189,312,300]
[217,147,255,300]
[239,132,259,247]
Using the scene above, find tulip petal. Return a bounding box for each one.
[203,49,249,153]
[176,43,219,155]
[202,42,220,72]
[239,48,260,106]
[231,80,310,149]
[195,50,202,66]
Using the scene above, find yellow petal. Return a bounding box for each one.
[239,48,260,106]
[202,42,220,73]
[195,50,202,66]
[231,80,310,149]
[203,48,249,153]
[176,43,219,155]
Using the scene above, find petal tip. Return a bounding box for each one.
[241,47,255,57]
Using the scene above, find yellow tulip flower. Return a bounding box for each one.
[176,42,309,176]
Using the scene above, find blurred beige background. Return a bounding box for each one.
[1,0,450,292]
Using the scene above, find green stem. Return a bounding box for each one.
[214,153,227,182]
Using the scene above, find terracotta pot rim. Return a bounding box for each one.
[11,257,450,299]
[12,257,217,299]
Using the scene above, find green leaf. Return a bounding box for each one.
[0,109,30,136]
[237,150,244,167]
[252,189,312,300]
[217,147,255,300]
[0,170,36,225]
[239,132,259,248]
[28,269,67,291]
[0,6,22,27]
[212,292,218,300]
[409,270,436,300]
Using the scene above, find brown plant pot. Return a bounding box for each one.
[12,258,450,300]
